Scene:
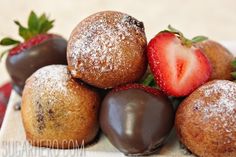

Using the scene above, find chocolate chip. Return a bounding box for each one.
[48,109,55,120]
[13,102,21,111]
[35,101,45,132]
[194,106,199,111]
[126,15,144,29]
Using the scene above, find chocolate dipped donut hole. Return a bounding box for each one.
[67,11,147,89]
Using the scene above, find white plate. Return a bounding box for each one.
[0,42,235,157]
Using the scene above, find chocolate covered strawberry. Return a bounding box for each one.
[0,11,67,95]
[100,83,174,156]
[147,25,212,97]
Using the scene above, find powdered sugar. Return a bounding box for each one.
[193,80,236,133]
[202,80,236,116]
[25,65,74,110]
[29,65,70,94]
[68,11,145,75]
[24,65,73,132]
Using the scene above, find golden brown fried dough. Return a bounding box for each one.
[195,40,234,80]
[67,11,147,89]
[175,80,236,157]
[21,65,100,148]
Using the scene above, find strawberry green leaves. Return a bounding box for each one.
[163,25,208,47]
[0,37,20,61]
[14,20,32,41]
[28,11,39,32]
[231,72,236,79]
[231,60,236,79]
[191,36,208,43]
[0,37,20,46]
[231,60,236,68]
[15,11,54,41]
[37,13,54,34]
[1,11,54,43]
[0,11,54,60]
[28,11,54,36]
[142,73,156,87]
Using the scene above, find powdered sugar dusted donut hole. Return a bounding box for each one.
[175,80,236,157]
[21,65,101,148]
[67,11,147,89]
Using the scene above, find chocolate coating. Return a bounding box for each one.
[100,88,174,156]
[6,36,67,95]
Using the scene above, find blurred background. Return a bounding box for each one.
[0,0,236,127]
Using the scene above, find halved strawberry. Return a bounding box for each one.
[147,26,212,97]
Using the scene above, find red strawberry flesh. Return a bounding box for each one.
[113,83,167,98]
[9,34,60,56]
[0,104,6,127]
[147,32,212,97]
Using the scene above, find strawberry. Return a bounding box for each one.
[100,83,174,155]
[0,82,12,104]
[147,25,212,97]
[0,83,11,128]
[0,104,6,128]
[113,83,165,97]
[0,11,67,95]
[8,34,60,56]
